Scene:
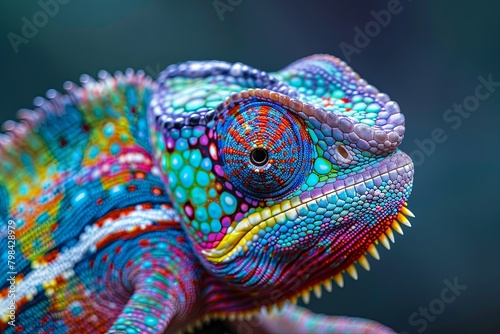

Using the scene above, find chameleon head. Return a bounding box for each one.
[148,55,414,303]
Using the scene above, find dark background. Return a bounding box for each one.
[1,1,499,333]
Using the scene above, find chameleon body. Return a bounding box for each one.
[0,55,414,333]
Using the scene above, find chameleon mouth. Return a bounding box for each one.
[202,150,413,263]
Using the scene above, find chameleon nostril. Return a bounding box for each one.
[337,145,349,159]
[250,148,269,166]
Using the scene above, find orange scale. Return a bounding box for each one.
[135,171,146,179]
[55,276,66,285]
[152,187,163,196]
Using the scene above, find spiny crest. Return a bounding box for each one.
[0,69,155,161]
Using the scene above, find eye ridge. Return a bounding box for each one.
[250,148,269,166]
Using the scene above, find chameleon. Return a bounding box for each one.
[0,54,414,334]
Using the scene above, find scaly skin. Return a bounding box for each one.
[0,55,414,333]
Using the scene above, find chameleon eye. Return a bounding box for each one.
[218,100,313,200]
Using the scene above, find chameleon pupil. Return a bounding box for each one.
[250,148,268,166]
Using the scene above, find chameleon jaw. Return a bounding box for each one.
[180,204,414,334]
[201,150,413,264]
[290,202,415,306]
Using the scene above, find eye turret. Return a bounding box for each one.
[217,100,314,200]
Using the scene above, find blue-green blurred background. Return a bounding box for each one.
[1,1,499,333]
